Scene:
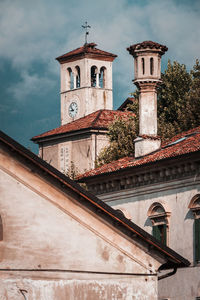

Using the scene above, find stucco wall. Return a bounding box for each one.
[0,149,161,299]
[0,276,157,300]
[39,133,109,175]
[99,176,200,299]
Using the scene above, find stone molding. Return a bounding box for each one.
[87,160,200,196]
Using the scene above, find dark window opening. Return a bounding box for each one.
[99,67,106,88]
[67,67,74,90]
[153,224,167,245]
[195,218,200,263]
[91,66,97,87]
[75,66,81,88]
[150,57,154,75]
[142,58,145,75]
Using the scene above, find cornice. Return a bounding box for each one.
[86,158,200,197]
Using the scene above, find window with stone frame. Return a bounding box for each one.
[148,203,170,246]
[189,194,200,263]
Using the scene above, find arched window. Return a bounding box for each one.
[67,67,74,90]
[189,194,200,263]
[148,203,170,245]
[99,67,106,88]
[91,66,98,87]
[75,66,81,88]
[150,57,154,75]
[142,58,145,75]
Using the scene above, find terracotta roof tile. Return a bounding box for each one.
[56,43,117,63]
[32,110,134,141]
[127,40,168,55]
[80,126,200,179]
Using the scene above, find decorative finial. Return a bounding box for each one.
[82,21,91,44]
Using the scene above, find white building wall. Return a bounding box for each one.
[98,176,200,299]
[0,149,162,299]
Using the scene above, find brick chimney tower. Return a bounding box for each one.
[127,41,168,157]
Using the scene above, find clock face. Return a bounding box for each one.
[68,102,78,118]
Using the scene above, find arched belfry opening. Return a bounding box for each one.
[67,67,74,90]
[91,66,98,87]
[99,67,106,88]
[75,66,81,88]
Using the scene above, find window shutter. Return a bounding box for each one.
[163,224,167,245]
[195,218,200,262]
[153,225,167,245]
[153,225,160,241]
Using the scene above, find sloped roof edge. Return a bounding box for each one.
[31,110,134,142]
[79,127,200,179]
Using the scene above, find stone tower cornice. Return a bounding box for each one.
[127,41,168,56]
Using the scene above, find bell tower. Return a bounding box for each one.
[56,43,117,125]
[127,41,168,157]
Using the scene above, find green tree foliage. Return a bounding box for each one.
[96,59,200,166]
[182,59,200,130]
[157,60,192,139]
[65,161,79,180]
[96,115,136,167]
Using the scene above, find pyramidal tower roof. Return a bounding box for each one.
[56,43,117,63]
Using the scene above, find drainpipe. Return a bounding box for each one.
[158,266,177,280]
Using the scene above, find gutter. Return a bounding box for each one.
[158,266,177,280]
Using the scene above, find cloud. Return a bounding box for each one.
[0,0,199,105]
[9,71,55,100]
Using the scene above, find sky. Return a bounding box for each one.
[0,0,200,153]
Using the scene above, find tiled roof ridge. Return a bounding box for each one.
[56,43,117,61]
[32,109,133,141]
[32,109,106,140]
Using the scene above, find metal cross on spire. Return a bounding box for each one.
[82,21,91,44]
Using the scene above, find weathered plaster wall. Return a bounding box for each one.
[39,133,109,174]
[0,148,161,299]
[99,177,200,299]
[0,275,157,300]
[101,178,199,260]
[39,143,59,168]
